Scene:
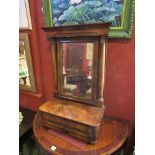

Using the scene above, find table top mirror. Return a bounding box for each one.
[40,23,111,144]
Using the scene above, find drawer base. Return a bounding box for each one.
[39,99,105,144]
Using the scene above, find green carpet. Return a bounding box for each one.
[22,140,38,155]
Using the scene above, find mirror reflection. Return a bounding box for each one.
[62,42,94,99]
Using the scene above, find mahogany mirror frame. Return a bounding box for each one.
[43,23,111,107]
[57,37,98,105]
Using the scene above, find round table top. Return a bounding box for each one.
[33,112,129,155]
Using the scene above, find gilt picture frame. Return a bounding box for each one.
[19,0,32,30]
[42,0,134,38]
[19,33,36,92]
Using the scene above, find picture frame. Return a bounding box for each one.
[19,33,36,92]
[19,0,32,30]
[42,0,134,38]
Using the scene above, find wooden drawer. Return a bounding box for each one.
[39,98,105,144]
[41,112,95,134]
[41,112,99,143]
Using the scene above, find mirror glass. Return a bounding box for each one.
[61,42,94,100]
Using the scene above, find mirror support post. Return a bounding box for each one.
[97,36,107,106]
[50,38,59,97]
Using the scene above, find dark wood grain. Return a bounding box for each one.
[39,98,105,143]
[42,23,111,39]
[33,112,129,155]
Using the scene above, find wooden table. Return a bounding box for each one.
[19,107,36,154]
[33,112,129,155]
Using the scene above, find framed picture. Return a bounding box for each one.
[19,33,36,92]
[42,0,134,38]
[19,0,32,30]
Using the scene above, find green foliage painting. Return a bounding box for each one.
[42,0,134,38]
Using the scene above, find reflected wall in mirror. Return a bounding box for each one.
[19,33,36,92]
[61,42,94,100]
